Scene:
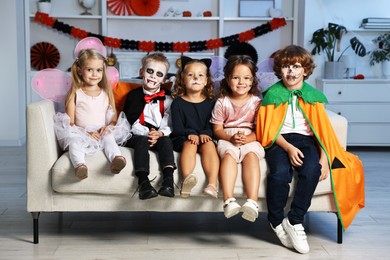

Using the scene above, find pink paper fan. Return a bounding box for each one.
[31,69,72,104]
[107,66,119,89]
[74,37,107,59]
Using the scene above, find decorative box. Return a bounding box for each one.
[239,0,274,17]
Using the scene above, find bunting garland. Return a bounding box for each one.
[33,12,287,53]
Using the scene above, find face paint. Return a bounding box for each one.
[280,63,306,90]
[183,62,208,90]
[281,63,304,80]
[142,61,167,92]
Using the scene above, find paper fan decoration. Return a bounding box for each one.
[107,0,132,16]
[224,42,258,64]
[31,42,60,70]
[130,0,160,16]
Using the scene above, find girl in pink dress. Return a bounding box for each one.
[54,48,131,180]
[210,55,265,222]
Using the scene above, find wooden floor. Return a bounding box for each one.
[0,146,389,259]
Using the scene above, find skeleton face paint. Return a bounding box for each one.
[280,63,306,90]
[142,61,167,92]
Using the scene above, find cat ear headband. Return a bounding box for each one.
[180,56,212,70]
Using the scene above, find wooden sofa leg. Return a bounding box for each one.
[31,212,40,244]
[337,215,343,244]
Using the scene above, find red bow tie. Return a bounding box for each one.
[144,90,165,103]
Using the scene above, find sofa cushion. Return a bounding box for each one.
[51,147,332,198]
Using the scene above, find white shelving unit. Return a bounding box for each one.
[317,78,390,147]
[24,0,298,104]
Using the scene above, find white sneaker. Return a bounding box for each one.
[223,198,241,219]
[241,199,259,222]
[270,223,294,249]
[282,218,310,254]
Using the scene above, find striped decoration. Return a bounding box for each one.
[31,42,60,70]
[107,0,132,16]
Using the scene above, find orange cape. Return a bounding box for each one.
[256,82,365,230]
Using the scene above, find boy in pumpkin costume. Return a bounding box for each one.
[256,45,364,254]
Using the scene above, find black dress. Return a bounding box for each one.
[170,97,215,152]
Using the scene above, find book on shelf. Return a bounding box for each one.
[362,17,390,23]
[360,23,390,29]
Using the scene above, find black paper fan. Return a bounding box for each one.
[31,42,60,70]
[224,42,258,64]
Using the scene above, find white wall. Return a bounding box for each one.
[0,0,26,146]
[302,0,390,86]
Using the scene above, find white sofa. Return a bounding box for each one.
[26,99,348,244]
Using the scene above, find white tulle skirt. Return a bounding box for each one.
[53,110,131,155]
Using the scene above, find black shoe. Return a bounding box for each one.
[158,177,175,198]
[138,180,158,200]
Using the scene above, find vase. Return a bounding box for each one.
[324,61,345,79]
[37,2,51,14]
[382,61,390,79]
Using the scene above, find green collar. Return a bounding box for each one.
[262,81,328,106]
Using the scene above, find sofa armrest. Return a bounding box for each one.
[27,100,61,212]
[326,109,348,149]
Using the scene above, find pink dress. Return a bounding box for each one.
[210,95,265,162]
[54,89,131,155]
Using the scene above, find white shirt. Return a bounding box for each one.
[131,88,173,136]
[280,95,312,136]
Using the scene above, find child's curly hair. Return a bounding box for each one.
[273,45,316,80]
[218,55,259,97]
[173,59,214,99]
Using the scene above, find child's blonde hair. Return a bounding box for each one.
[66,48,116,115]
[141,52,170,74]
[218,55,259,97]
[173,59,214,99]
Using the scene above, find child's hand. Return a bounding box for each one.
[98,126,113,136]
[88,131,101,140]
[286,145,304,167]
[319,152,330,181]
[148,128,163,147]
[188,134,199,145]
[230,131,245,146]
[199,134,212,144]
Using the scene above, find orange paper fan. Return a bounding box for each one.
[31,42,60,70]
[130,0,160,16]
[107,0,132,16]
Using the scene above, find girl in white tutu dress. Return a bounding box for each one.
[54,47,131,180]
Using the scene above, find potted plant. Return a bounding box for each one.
[369,33,390,78]
[37,0,51,14]
[309,23,367,79]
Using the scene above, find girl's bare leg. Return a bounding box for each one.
[180,141,198,179]
[199,141,219,187]
[242,152,260,201]
[220,153,238,201]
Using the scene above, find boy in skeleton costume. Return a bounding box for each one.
[123,53,176,200]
